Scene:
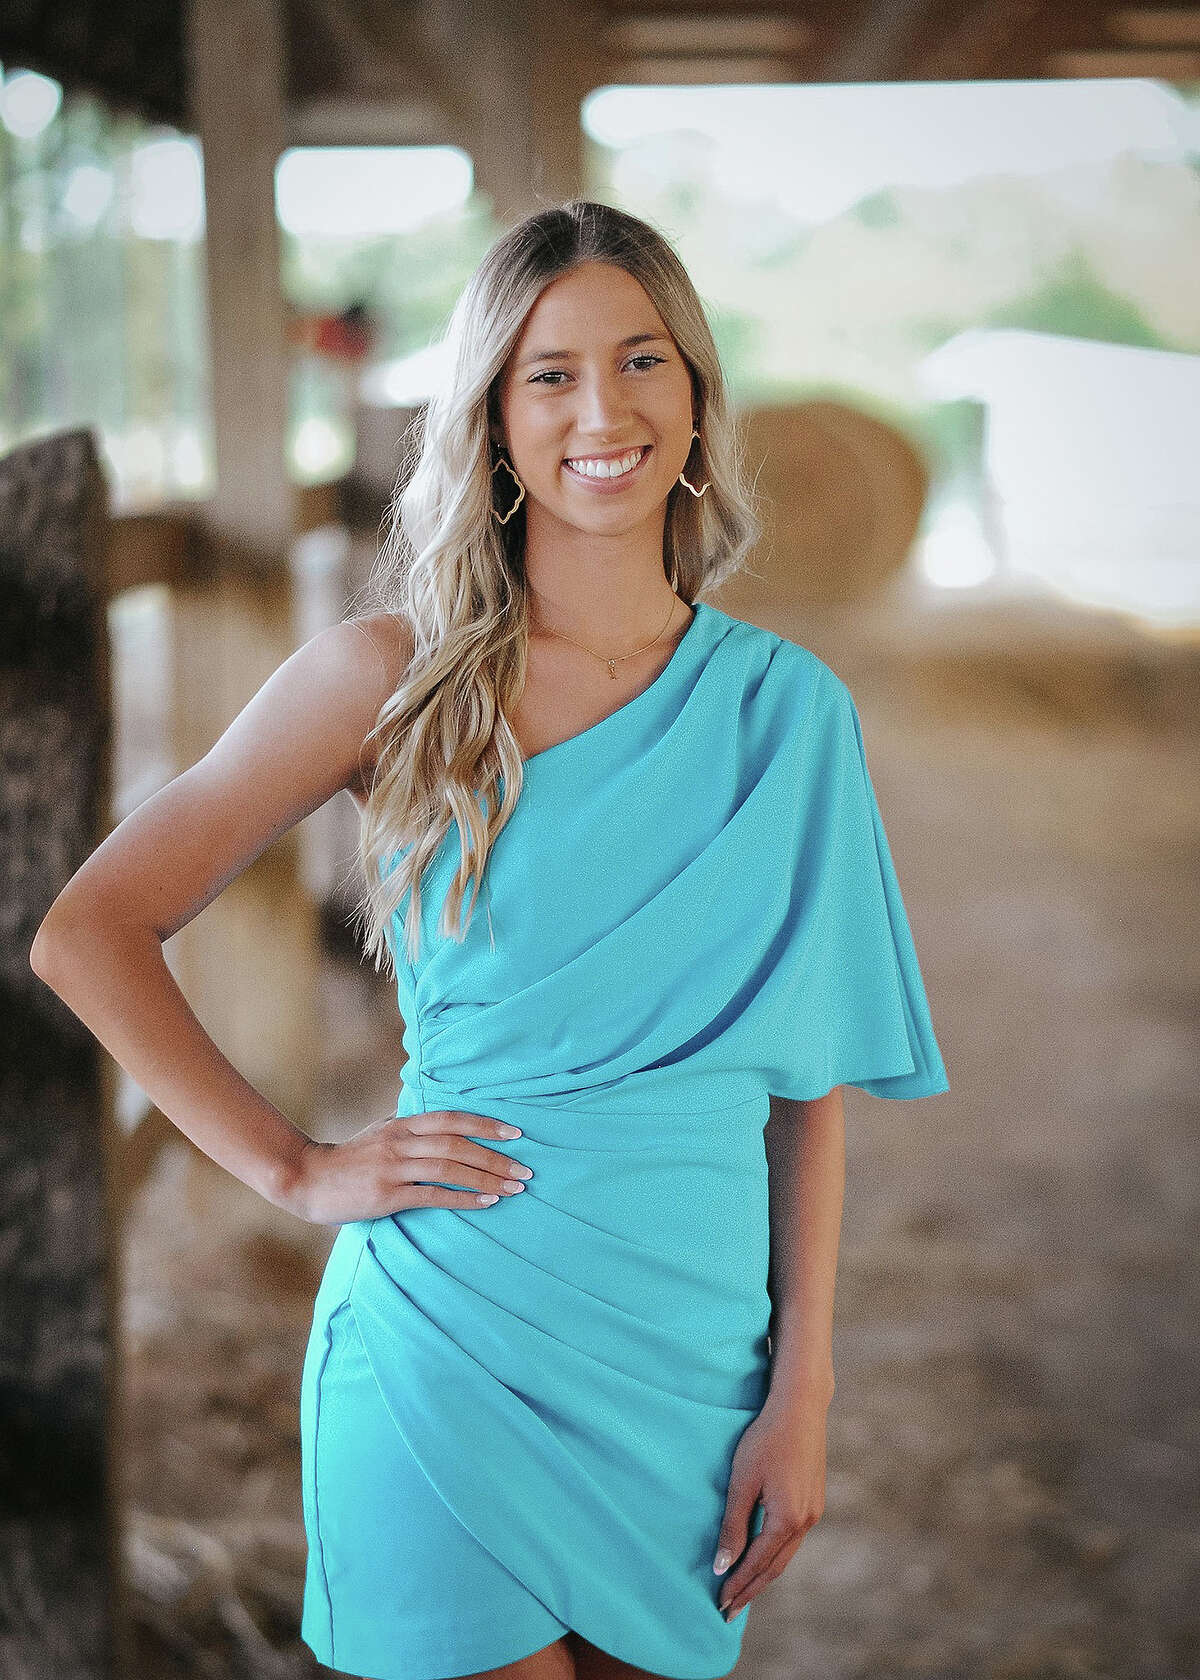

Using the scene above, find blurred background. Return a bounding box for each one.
[2,3,1198,1677]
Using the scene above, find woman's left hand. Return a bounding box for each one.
[712,1391,831,1621]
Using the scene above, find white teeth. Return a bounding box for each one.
[565,447,646,479]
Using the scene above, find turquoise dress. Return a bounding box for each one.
[299,600,949,1680]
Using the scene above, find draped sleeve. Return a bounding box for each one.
[760,662,950,1103]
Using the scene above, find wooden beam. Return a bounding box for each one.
[1108,7,1200,45]
[419,0,548,220]
[604,12,815,56]
[183,0,293,561]
[178,0,320,1139]
[527,0,598,205]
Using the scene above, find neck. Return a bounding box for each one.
[520,497,680,646]
[527,585,682,649]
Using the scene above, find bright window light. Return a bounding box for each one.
[275,146,474,238]
[0,67,62,140]
[61,163,114,228]
[917,501,1000,590]
[584,79,1192,223]
[130,137,205,241]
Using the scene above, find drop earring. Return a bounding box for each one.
[677,429,710,498]
[492,447,526,524]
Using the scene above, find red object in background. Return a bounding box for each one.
[288,302,376,362]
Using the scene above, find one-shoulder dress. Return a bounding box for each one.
[299,600,949,1680]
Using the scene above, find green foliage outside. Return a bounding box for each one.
[2,71,1197,509]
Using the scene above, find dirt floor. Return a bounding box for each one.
[117,589,1200,1680]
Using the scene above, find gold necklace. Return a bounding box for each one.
[530,594,682,679]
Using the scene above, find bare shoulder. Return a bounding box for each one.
[342,610,416,690]
[335,611,415,809]
[32,612,418,947]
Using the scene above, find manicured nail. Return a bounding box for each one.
[713,1549,732,1574]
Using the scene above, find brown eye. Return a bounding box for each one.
[529,354,665,386]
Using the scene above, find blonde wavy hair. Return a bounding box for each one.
[344,198,762,979]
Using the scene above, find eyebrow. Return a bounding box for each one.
[517,332,673,370]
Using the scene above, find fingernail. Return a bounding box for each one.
[713,1549,732,1574]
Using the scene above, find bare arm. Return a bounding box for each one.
[762,1087,845,1415]
[708,1089,844,1618]
[29,614,411,1212]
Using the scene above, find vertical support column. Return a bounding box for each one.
[525,0,602,205]
[422,0,595,222]
[184,0,292,555]
[177,0,319,1144]
[3,428,127,1679]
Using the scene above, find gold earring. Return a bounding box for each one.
[492,449,526,524]
[677,428,710,498]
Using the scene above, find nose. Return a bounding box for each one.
[572,369,634,436]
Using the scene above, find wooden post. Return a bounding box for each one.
[178,0,320,1147]
[1,428,129,1677]
[526,0,601,206]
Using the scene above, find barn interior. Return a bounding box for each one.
[3,3,1199,1677]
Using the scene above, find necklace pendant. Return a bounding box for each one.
[607,659,618,679]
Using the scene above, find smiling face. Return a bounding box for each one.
[493,261,699,544]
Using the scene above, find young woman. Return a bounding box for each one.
[32,199,948,1680]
